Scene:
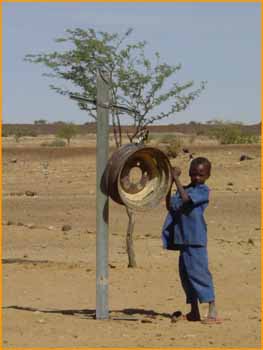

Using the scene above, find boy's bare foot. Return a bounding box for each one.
[201,316,223,324]
[171,311,201,322]
[184,312,201,321]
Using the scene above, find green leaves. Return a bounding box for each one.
[56,122,77,145]
[25,27,206,145]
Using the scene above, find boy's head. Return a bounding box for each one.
[189,157,211,185]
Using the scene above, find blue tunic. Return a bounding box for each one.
[161,183,215,303]
[179,245,215,303]
[162,184,210,249]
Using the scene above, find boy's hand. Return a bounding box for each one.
[171,166,182,179]
[171,166,190,203]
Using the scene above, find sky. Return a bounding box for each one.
[3,2,261,125]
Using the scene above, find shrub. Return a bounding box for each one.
[14,129,24,142]
[147,133,182,157]
[23,128,38,137]
[156,133,178,144]
[164,138,182,158]
[209,124,260,144]
[212,125,241,144]
[34,119,47,125]
[189,134,197,144]
[5,126,38,140]
[56,123,77,145]
[146,133,158,144]
[2,129,9,137]
[28,130,38,137]
[41,139,66,147]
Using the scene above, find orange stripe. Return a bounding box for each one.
[0,0,2,347]
[261,2,263,347]
[1,1,262,350]
[1,0,262,3]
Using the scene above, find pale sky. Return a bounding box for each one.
[3,2,261,125]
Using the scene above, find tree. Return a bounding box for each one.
[14,128,23,143]
[34,119,47,125]
[25,27,206,267]
[25,28,205,145]
[56,122,77,145]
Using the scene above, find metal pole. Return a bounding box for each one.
[96,70,110,319]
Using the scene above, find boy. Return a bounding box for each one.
[162,157,221,324]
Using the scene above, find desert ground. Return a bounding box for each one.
[2,134,261,348]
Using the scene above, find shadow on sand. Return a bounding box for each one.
[3,305,171,321]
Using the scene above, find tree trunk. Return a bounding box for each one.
[116,114,122,147]
[112,114,120,148]
[125,206,137,268]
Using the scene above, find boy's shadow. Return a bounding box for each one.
[3,305,171,321]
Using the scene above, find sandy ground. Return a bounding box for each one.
[2,135,261,348]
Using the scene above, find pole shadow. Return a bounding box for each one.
[3,305,171,321]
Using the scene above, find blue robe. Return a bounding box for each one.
[162,184,210,248]
[161,184,215,303]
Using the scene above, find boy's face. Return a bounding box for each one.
[189,163,210,185]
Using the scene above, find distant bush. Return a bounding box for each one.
[164,138,182,158]
[156,133,179,144]
[206,118,244,126]
[209,123,260,144]
[2,126,38,140]
[56,123,77,145]
[236,134,260,144]
[34,119,47,125]
[2,129,9,137]
[146,134,157,144]
[14,129,24,142]
[24,129,38,137]
[149,133,182,158]
[41,139,66,147]
[189,134,197,144]
[52,121,66,125]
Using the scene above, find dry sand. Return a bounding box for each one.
[2,136,261,347]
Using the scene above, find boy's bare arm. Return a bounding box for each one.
[165,187,172,211]
[165,167,191,211]
[172,167,191,203]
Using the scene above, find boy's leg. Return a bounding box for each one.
[190,300,200,319]
[201,300,223,324]
[184,246,215,304]
[178,250,201,321]
[208,300,218,318]
[184,247,222,323]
